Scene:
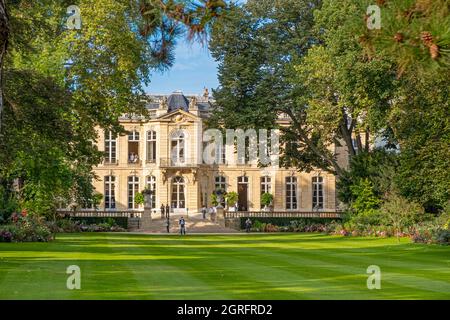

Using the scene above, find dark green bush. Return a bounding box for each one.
[70,217,128,229]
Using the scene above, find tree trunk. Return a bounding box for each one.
[0,0,9,132]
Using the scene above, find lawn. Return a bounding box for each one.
[0,233,449,299]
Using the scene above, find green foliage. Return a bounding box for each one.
[211,193,218,206]
[380,193,425,229]
[349,178,381,214]
[337,149,398,204]
[0,0,227,217]
[260,192,273,206]
[225,191,238,207]
[363,0,450,75]
[134,192,145,206]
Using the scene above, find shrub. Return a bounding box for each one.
[261,193,274,207]
[225,192,238,207]
[433,230,450,245]
[134,192,145,206]
[0,214,53,242]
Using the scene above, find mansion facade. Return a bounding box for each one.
[92,91,348,214]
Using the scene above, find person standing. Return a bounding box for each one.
[245,218,252,233]
[160,204,165,219]
[165,217,170,233]
[179,216,186,235]
[201,206,207,219]
[166,204,170,218]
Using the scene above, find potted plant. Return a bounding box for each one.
[261,192,273,212]
[134,192,145,207]
[213,188,226,208]
[225,191,238,211]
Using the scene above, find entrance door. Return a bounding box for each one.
[237,176,249,211]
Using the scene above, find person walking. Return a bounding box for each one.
[165,217,170,233]
[245,218,252,233]
[179,216,186,235]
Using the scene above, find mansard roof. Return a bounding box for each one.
[145,91,213,113]
[167,91,190,112]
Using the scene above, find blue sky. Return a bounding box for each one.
[144,41,219,95]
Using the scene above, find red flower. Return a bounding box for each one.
[21,209,28,217]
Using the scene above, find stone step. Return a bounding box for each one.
[132,217,239,234]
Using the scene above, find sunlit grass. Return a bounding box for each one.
[0,233,449,299]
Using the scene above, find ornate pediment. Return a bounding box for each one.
[157,109,198,122]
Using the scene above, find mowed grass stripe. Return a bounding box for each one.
[0,233,449,299]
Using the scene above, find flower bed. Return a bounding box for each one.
[0,211,53,242]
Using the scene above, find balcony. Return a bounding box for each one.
[159,158,198,168]
[128,158,142,166]
[103,159,119,166]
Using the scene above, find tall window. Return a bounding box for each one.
[261,176,271,194]
[128,176,139,209]
[146,175,156,209]
[312,176,324,210]
[170,131,185,164]
[286,176,297,210]
[171,176,185,209]
[128,131,140,163]
[215,176,226,207]
[104,176,116,210]
[104,131,117,163]
[146,130,157,163]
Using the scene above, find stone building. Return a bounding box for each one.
[92,90,347,214]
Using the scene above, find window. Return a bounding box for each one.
[312,176,324,210]
[146,175,156,209]
[286,176,297,210]
[104,176,116,210]
[128,131,140,163]
[104,131,117,163]
[146,130,157,163]
[215,176,226,191]
[128,131,140,141]
[128,176,139,209]
[238,176,248,184]
[215,176,226,207]
[170,131,185,164]
[261,176,271,194]
[171,176,185,209]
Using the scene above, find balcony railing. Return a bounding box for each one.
[159,158,198,168]
[103,159,119,166]
[127,159,142,166]
[224,211,343,219]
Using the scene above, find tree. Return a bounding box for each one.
[209,0,396,177]
[0,0,227,216]
[362,0,450,75]
[0,0,227,130]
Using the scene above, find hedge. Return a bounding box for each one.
[239,217,339,229]
[70,217,128,229]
